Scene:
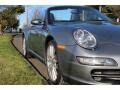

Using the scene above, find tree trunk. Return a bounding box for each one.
[0,24,3,35]
[99,5,102,12]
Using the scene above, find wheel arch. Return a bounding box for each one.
[22,31,30,50]
[45,35,55,51]
[22,33,25,38]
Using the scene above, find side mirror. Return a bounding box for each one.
[31,19,43,25]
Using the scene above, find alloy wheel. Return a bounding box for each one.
[23,37,26,56]
[46,44,58,82]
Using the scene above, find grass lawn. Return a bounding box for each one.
[0,34,45,85]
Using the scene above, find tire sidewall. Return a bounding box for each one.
[22,37,27,56]
[22,36,31,58]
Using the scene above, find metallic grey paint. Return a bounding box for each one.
[23,6,120,84]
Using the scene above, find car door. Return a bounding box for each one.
[34,25,47,59]
[35,25,48,59]
[29,25,45,59]
[29,25,38,52]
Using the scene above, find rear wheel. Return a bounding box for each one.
[46,41,64,84]
[22,37,31,58]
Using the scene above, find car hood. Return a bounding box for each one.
[52,21,120,46]
[76,21,120,46]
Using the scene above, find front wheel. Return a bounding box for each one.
[46,41,64,84]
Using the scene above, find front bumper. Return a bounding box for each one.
[57,44,120,84]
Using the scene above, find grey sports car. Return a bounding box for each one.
[22,6,120,85]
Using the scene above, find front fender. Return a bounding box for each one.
[49,28,76,45]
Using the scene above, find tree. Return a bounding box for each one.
[88,5,106,12]
[89,5,120,20]
[106,6,120,18]
[0,5,25,34]
[32,8,41,20]
[0,13,2,34]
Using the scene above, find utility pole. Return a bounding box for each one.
[99,5,102,12]
[26,6,29,26]
[26,6,29,27]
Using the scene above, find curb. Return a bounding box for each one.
[11,34,49,85]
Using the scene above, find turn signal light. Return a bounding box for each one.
[57,44,65,49]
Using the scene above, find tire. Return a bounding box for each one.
[22,36,31,58]
[46,40,64,85]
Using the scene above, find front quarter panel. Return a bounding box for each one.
[48,25,76,46]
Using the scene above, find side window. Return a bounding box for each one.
[71,9,102,21]
[71,9,83,21]
[84,10,102,21]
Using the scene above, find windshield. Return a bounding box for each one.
[49,7,111,22]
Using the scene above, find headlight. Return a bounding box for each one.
[77,57,118,66]
[73,29,96,49]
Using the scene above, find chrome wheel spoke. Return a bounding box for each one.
[47,44,58,81]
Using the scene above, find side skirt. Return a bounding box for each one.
[28,49,46,64]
